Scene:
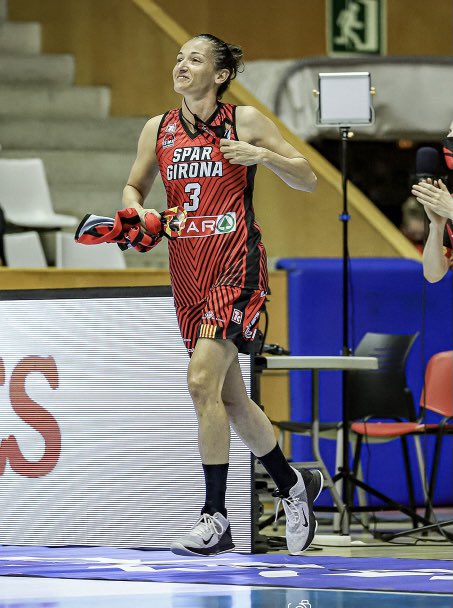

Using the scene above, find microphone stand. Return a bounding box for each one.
[333,126,353,535]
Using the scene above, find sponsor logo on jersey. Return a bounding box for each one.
[166,161,222,181]
[172,146,212,162]
[202,311,225,324]
[165,123,177,133]
[216,213,236,233]
[232,309,243,324]
[166,146,224,181]
[178,212,236,238]
[162,134,176,148]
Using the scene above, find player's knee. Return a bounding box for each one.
[221,388,237,409]
[187,367,217,406]
[222,393,234,408]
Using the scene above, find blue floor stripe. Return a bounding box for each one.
[0,546,452,595]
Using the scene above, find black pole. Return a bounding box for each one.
[340,126,352,533]
[0,206,5,266]
[340,126,351,356]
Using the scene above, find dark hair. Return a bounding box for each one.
[193,33,244,99]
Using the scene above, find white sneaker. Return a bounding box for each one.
[276,467,324,555]
[170,512,235,556]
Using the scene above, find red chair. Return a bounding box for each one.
[419,351,453,520]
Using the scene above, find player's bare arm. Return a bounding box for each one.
[220,105,317,192]
[123,115,163,225]
[412,178,451,282]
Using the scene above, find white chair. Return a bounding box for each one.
[0,158,78,228]
[55,231,127,269]
[4,231,48,268]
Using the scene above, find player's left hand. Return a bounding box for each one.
[220,138,263,166]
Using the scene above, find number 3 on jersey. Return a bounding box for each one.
[184,183,201,212]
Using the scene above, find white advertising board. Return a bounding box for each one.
[0,287,252,552]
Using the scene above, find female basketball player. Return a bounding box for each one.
[123,33,321,556]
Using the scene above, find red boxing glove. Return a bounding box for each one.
[144,211,163,236]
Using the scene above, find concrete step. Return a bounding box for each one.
[122,240,169,269]
[40,227,169,269]
[50,180,166,216]
[0,53,75,84]
[0,84,111,118]
[0,21,41,54]
[0,149,136,186]
[0,0,7,20]
[51,184,169,270]
[52,186,128,218]
[0,117,147,150]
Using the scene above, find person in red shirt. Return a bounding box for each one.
[123,33,320,557]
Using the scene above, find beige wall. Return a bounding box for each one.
[158,0,453,58]
[9,0,453,117]
[156,0,327,60]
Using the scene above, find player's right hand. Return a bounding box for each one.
[138,208,162,235]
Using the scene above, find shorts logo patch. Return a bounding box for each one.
[245,310,261,333]
[231,309,243,324]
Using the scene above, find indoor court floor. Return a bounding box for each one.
[1,577,451,608]
[1,516,452,608]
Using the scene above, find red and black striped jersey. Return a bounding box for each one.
[156,103,268,307]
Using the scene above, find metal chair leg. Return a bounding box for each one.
[401,435,418,528]
[424,426,445,523]
[351,433,370,529]
[333,427,344,532]
[413,435,428,502]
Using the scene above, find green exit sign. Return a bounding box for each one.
[327,0,386,55]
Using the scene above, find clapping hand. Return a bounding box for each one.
[411,179,453,224]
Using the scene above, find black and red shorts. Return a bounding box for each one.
[175,285,267,355]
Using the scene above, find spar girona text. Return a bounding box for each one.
[166,145,223,181]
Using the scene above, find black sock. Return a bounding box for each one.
[256,443,298,498]
[201,463,229,517]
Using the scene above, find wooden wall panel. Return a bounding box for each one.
[155,0,327,60]
[150,0,453,58]
[387,0,453,56]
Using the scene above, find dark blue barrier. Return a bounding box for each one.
[276,258,453,506]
